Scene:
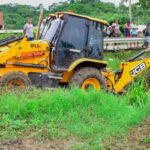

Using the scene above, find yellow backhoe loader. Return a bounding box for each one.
[0,12,149,93]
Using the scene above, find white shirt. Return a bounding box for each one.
[24,23,34,38]
[107,26,112,35]
[112,23,120,34]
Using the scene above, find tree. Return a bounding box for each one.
[48,3,58,11]
[139,0,150,8]
[1,0,149,30]
[70,0,75,4]
[36,4,44,10]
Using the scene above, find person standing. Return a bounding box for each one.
[24,19,34,41]
[105,25,113,50]
[143,23,150,47]
[112,20,120,37]
[106,25,113,37]
[124,20,132,37]
[112,20,120,49]
[131,20,139,47]
[131,20,138,37]
[124,20,132,49]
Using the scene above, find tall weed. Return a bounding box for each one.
[127,79,150,107]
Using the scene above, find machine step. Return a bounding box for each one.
[28,72,63,88]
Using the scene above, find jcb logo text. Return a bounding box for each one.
[130,62,146,77]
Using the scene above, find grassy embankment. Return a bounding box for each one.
[0,49,150,149]
[0,85,150,149]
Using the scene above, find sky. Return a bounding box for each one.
[0,0,139,9]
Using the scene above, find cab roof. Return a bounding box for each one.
[53,12,108,25]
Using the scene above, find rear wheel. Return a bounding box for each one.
[0,71,32,87]
[69,67,107,90]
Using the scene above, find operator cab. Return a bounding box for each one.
[40,12,108,71]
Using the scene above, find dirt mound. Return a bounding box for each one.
[128,118,150,150]
[0,138,77,150]
[110,118,150,150]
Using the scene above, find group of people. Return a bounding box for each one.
[124,20,139,48]
[106,20,138,38]
[106,20,150,49]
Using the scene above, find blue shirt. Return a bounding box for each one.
[131,24,138,35]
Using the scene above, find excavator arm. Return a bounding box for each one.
[104,48,150,93]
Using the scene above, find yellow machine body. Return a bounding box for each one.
[0,37,50,76]
[0,36,107,86]
[0,12,149,93]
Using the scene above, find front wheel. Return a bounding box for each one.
[0,71,32,87]
[69,67,107,90]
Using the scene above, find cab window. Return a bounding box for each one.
[58,16,86,50]
[88,22,103,59]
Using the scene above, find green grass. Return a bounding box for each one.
[0,33,23,40]
[104,50,142,70]
[0,85,150,149]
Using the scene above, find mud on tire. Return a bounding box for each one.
[0,71,32,87]
[69,67,107,90]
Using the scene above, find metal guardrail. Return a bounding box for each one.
[0,30,23,34]
[0,30,146,42]
[0,30,147,50]
[104,37,146,43]
[104,37,147,50]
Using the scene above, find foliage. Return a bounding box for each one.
[0,1,127,30]
[127,78,149,107]
[1,0,149,30]
[0,87,149,149]
[104,50,142,70]
[120,0,150,24]
[0,4,49,29]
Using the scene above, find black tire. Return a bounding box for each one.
[69,67,107,90]
[0,71,32,87]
